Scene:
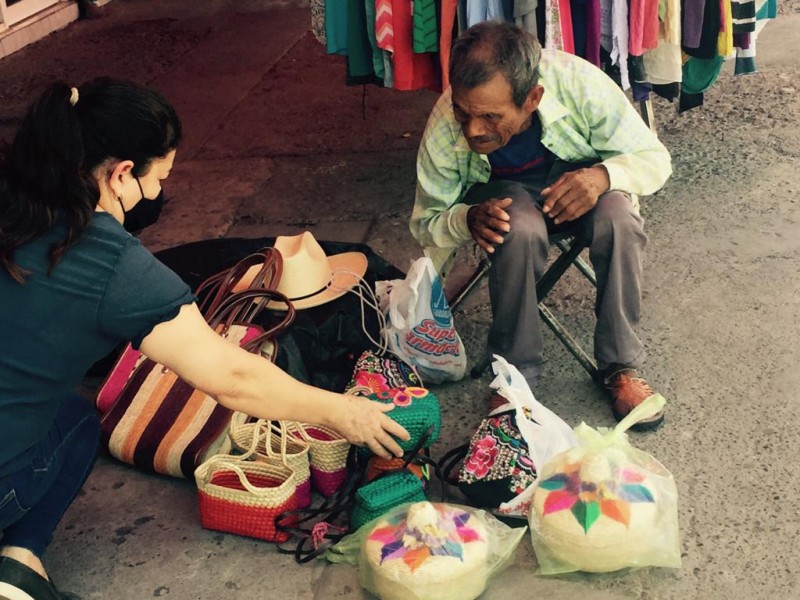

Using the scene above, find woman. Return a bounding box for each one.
[0,78,408,600]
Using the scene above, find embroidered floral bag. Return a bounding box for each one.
[455,405,538,510]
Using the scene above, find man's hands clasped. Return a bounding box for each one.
[467,197,513,253]
[466,166,611,252]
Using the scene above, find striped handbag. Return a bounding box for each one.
[100,284,295,479]
[97,247,283,415]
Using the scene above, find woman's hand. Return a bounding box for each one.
[328,395,411,459]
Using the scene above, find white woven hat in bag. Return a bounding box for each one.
[531,447,661,573]
[363,502,490,600]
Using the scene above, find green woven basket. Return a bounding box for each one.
[350,470,427,531]
[357,388,441,458]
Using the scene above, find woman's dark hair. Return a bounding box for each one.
[449,21,542,107]
[0,77,181,282]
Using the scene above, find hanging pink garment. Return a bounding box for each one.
[629,0,659,55]
[585,0,601,66]
[375,0,395,53]
[546,0,575,53]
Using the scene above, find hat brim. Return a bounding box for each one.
[267,251,369,311]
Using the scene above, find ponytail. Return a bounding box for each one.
[0,78,181,282]
[0,83,96,282]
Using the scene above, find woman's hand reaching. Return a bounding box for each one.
[328,395,410,459]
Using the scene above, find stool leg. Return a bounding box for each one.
[470,354,492,379]
[449,258,492,312]
[539,304,598,379]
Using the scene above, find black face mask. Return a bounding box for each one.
[122,188,165,234]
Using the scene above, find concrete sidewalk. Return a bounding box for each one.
[2,1,800,598]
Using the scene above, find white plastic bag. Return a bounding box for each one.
[528,394,682,574]
[377,257,467,383]
[488,356,578,518]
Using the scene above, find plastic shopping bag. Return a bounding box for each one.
[480,355,579,518]
[326,501,525,600]
[377,257,466,383]
[528,394,682,574]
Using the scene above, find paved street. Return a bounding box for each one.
[1,2,799,598]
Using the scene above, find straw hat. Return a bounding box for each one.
[236,231,367,310]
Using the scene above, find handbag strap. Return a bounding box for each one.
[196,248,283,318]
[437,443,470,487]
[206,288,296,354]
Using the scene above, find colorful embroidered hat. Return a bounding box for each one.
[363,502,490,600]
[530,446,664,573]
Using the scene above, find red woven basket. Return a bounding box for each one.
[195,457,298,542]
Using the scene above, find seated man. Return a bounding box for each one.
[409,21,672,429]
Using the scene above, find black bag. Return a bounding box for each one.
[154,237,405,392]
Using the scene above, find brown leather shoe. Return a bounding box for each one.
[604,367,665,430]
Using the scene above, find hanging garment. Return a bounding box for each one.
[439,0,458,90]
[643,43,682,84]
[628,0,659,56]
[466,0,511,27]
[514,0,539,40]
[346,0,379,79]
[599,0,630,88]
[717,0,733,58]
[570,0,601,65]
[660,0,681,45]
[365,0,386,80]
[682,54,724,94]
[731,0,756,33]
[682,0,707,50]
[584,0,601,66]
[388,0,439,91]
[375,0,395,53]
[734,0,776,75]
[413,0,439,53]
[546,0,575,53]
[642,0,681,85]
[326,0,348,55]
[311,0,327,45]
[682,0,719,59]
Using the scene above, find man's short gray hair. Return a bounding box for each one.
[449,21,542,107]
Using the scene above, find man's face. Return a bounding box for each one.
[452,72,543,154]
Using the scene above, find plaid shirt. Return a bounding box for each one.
[410,49,672,272]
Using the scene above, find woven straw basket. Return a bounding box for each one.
[229,417,311,508]
[194,456,297,542]
[286,422,350,497]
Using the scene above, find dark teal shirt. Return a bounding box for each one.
[0,212,194,475]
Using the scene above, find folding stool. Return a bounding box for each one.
[448,229,599,380]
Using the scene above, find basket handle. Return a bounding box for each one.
[196,454,292,496]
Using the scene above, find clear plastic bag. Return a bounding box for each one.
[327,501,525,600]
[528,394,682,574]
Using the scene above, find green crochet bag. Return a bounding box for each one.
[350,470,427,531]
[354,388,441,457]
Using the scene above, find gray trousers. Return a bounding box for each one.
[462,171,648,380]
